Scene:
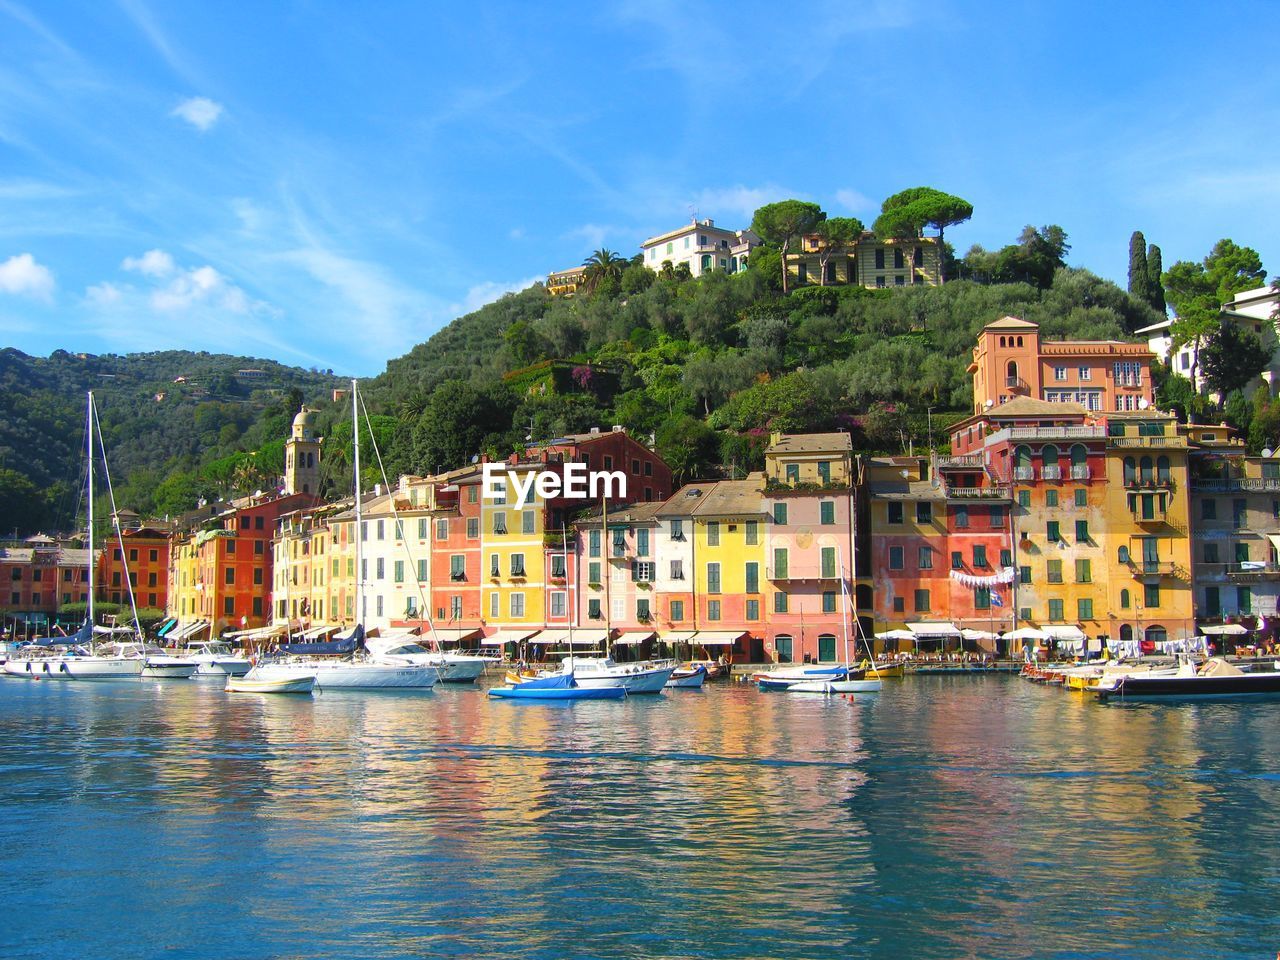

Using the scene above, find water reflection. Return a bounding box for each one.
[1,676,1278,958]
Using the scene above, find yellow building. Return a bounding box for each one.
[481,463,547,630]
[1101,413,1195,644]
[785,233,941,289]
[546,266,586,297]
[688,474,767,647]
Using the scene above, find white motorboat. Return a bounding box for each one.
[555,656,676,694]
[787,676,883,694]
[100,641,198,679]
[362,636,486,683]
[3,643,144,681]
[186,641,253,677]
[226,668,316,695]
[666,664,708,689]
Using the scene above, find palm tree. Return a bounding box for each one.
[581,248,627,292]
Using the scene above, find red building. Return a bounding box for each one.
[99,526,170,611]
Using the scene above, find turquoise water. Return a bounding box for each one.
[1,675,1278,959]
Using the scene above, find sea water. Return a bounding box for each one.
[1,675,1277,959]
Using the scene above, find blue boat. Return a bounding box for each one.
[488,672,626,700]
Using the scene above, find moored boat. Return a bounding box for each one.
[363,634,486,683]
[665,664,707,689]
[1096,658,1280,700]
[488,672,626,700]
[787,676,883,694]
[226,668,316,694]
[186,640,252,677]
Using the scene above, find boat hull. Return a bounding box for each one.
[666,666,707,689]
[1100,673,1280,700]
[254,661,438,689]
[488,686,626,700]
[3,656,143,680]
[142,659,198,679]
[787,678,883,694]
[570,664,675,693]
[226,674,315,694]
[192,657,252,677]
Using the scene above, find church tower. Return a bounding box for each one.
[284,407,321,495]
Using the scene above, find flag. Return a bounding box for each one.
[990,590,1004,608]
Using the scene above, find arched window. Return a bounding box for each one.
[1119,624,1133,643]
[1123,457,1136,485]
[1140,456,1153,483]
[1041,445,1059,479]
[817,633,837,662]
[1016,336,1023,347]
[1145,625,1167,644]
[774,634,794,664]
[700,254,712,271]
[1006,360,1019,385]
[1120,588,1130,609]
[1157,455,1170,483]
[1118,545,1131,564]
[1070,444,1087,467]
[1013,445,1032,479]
[999,336,1006,347]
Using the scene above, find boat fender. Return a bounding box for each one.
[61,662,70,674]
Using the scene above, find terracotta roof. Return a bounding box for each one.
[986,396,1088,418]
[574,500,666,525]
[984,316,1039,330]
[765,432,852,455]
[654,482,718,517]
[688,474,766,517]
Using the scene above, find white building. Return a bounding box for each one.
[1141,285,1280,396]
[640,218,759,278]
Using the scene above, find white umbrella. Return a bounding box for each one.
[877,629,916,641]
[1003,627,1049,641]
[961,628,999,641]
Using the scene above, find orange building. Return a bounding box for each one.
[968,316,1156,415]
[99,526,170,611]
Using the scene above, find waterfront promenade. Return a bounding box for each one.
[1,675,1277,959]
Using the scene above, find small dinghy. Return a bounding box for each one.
[665,664,708,689]
[226,668,316,695]
[488,672,626,700]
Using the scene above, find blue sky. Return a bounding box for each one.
[0,1,1276,375]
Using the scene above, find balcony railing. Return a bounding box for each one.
[1198,561,1280,580]
[767,566,840,581]
[1041,465,1063,481]
[1070,465,1091,480]
[1109,436,1188,449]
[1124,476,1176,489]
[1013,466,1035,482]
[1005,376,1029,390]
[938,455,985,469]
[1007,426,1106,440]
[943,484,1012,500]
[1193,478,1280,492]
[1128,560,1177,577]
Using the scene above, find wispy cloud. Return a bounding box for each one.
[689,184,801,222]
[835,188,875,215]
[171,96,223,131]
[122,248,175,277]
[451,275,542,318]
[563,223,618,251]
[0,252,54,301]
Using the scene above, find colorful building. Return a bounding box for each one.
[100,525,170,611]
[785,232,941,289]
[640,218,758,277]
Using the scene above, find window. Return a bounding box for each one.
[1048,598,1064,621]
[889,546,904,570]
[637,529,650,557]
[448,556,462,580]
[821,547,836,579]
[548,592,567,618]
[745,520,758,545]
[707,600,721,621]
[224,597,234,616]
[510,554,526,577]
[887,502,903,524]
[1019,566,1031,584]
[745,562,759,594]
[1075,520,1089,542]
[1202,499,1217,521]
[1238,586,1253,615]
[1047,520,1061,542]
[951,551,963,569]
[523,511,536,534]
[492,513,507,535]
[973,545,988,568]
[774,591,788,613]
[489,554,500,578]
[918,547,933,569]
[1047,560,1063,583]
[550,554,567,578]
[989,506,1004,528]
[1000,549,1012,567]
[1046,489,1058,508]
[510,593,525,618]
[636,598,651,621]
[820,501,835,525]
[893,597,904,612]
[707,522,720,546]
[1078,598,1094,620]
[588,598,602,620]
[1076,559,1091,583]
[224,567,235,585]
[1074,489,1087,508]
[914,589,930,612]
[773,503,788,525]
[916,502,933,524]
[894,247,904,268]
[746,599,759,621]
[589,529,601,557]
[670,600,685,621]
[818,461,831,483]
[1144,584,1160,608]
[819,591,836,613]
[671,520,685,542]
[225,540,236,556]
[394,560,404,584]
[669,559,683,580]
[707,563,721,594]
[466,518,479,539]
[975,587,991,609]
[785,463,800,483]
[632,561,654,583]
[875,248,885,269]
[773,548,789,578]
[1054,366,1067,381]
[1017,490,1031,508]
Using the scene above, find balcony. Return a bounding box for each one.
[767,566,840,581]
[938,455,984,469]
[1013,466,1035,482]
[1007,426,1106,441]
[1041,465,1063,481]
[1108,435,1188,449]
[943,483,1012,500]
[1123,476,1176,490]
[1199,561,1280,581]
[1005,376,1029,391]
[1192,477,1280,493]
[1128,560,1177,578]
[1070,464,1091,481]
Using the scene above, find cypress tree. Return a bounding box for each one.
[1147,243,1166,313]
[1128,231,1149,299]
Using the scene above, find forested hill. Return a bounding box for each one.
[0,348,343,533]
[365,229,1166,490]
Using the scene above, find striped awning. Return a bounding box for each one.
[658,631,697,644]
[613,631,655,645]
[690,630,746,646]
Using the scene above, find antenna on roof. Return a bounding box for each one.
[688,203,697,223]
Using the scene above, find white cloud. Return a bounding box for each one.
[689,184,800,222]
[84,282,122,306]
[151,264,248,313]
[835,188,875,215]
[171,96,224,131]
[0,252,54,301]
[452,276,543,317]
[122,248,175,277]
[564,223,615,250]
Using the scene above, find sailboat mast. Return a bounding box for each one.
[86,392,95,632]
[352,379,362,625]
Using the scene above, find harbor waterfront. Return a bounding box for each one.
[2,676,1278,959]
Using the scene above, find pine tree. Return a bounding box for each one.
[1128,231,1149,300]
[1147,243,1166,313]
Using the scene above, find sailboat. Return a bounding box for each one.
[783,547,882,694]
[3,394,143,681]
[245,379,438,691]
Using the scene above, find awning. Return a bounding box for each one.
[1039,624,1086,642]
[658,631,697,644]
[419,627,481,645]
[297,624,339,641]
[1201,623,1249,635]
[613,631,655,645]
[961,628,999,641]
[877,629,916,641]
[225,624,285,640]
[372,627,421,643]
[171,620,208,642]
[907,621,961,638]
[1003,627,1048,641]
[691,630,746,646]
[480,628,539,646]
[1269,534,1280,555]
[531,629,596,646]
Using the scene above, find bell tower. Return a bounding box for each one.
[284,407,321,495]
